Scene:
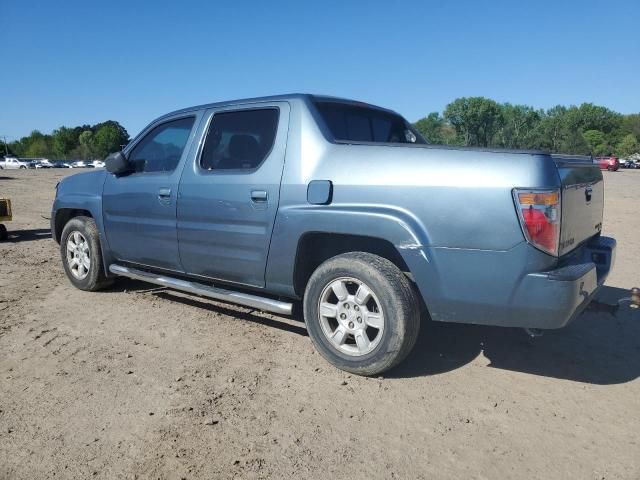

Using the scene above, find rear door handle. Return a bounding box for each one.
[251,190,268,202]
[158,188,171,198]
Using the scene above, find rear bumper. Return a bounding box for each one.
[409,236,616,330]
[508,236,616,329]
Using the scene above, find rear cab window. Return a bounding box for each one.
[312,99,427,145]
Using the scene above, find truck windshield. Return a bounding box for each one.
[313,100,427,145]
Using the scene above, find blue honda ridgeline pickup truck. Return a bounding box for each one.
[52,94,616,375]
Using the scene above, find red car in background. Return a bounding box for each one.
[595,156,620,171]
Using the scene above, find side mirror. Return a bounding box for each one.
[105,151,131,175]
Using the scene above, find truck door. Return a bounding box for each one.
[102,113,201,271]
[177,102,290,287]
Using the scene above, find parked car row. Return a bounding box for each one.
[621,158,640,169]
[0,156,105,169]
[66,160,106,168]
[594,156,640,171]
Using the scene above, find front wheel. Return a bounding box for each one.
[60,216,112,291]
[303,252,420,376]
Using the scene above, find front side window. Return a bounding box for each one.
[200,109,279,171]
[128,116,195,173]
[313,100,426,144]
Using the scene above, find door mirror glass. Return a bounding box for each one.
[105,151,131,175]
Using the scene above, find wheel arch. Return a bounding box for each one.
[293,232,411,297]
[265,205,435,303]
[52,199,114,278]
[54,208,94,243]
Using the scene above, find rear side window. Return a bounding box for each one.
[314,101,426,144]
[128,117,195,173]
[200,109,279,171]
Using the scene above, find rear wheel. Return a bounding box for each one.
[0,224,7,241]
[303,252,420,376]
[60,216,112,291]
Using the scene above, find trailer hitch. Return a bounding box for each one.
[584,286,639,317]
[618,287,640,310]
[524,287,639,338]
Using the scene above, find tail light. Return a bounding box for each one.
[513,189,561,256]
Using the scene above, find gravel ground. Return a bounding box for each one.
[1,168,639,480]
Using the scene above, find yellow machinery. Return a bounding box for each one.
[0,198,11,240]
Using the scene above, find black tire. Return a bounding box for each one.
[303,252,420,376]
[19,165,26,169]
[60,216,112,291]
[0,224,7,241]
[607,166,613,171]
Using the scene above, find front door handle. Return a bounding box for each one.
[251,190,268,202]
[158,188,171,198]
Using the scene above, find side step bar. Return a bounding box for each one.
[108,264,293,316]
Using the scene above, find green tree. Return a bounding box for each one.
[531,106,567,152]
[582,130,609,155]
[413,112,462,145]
[616,134,640,158]
[93,121,129,158]
[569,103,621,134]
[414,112,445,143]
[52,127,79,159]
[444,97,504,147]
[621,114,640,140]
[23,130,53,157]
[76,130,96,159]
[497,104,541,149]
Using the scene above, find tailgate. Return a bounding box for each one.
[552,155,604,256]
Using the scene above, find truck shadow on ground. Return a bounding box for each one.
[154,291,308,336]
[109,280,638,385]
[390,286,640,384]
[109,280,308,337]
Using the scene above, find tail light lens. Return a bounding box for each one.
[513,189,561,256]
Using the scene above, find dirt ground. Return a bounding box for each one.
[1,168,639,480]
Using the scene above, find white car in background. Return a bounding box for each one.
[91,160,105,168]
[33,158,53,168]
[0,156,28,169]
[71,160,90,168]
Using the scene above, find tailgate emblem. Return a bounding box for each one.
[585,186,592,203]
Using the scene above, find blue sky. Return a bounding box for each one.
[2,0,639,140]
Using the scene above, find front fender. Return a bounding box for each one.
[51,170,113,273]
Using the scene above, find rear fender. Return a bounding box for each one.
[265,204,440,302]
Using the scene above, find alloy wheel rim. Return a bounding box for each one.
[317,277,385,356]
[66,231,90,280]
